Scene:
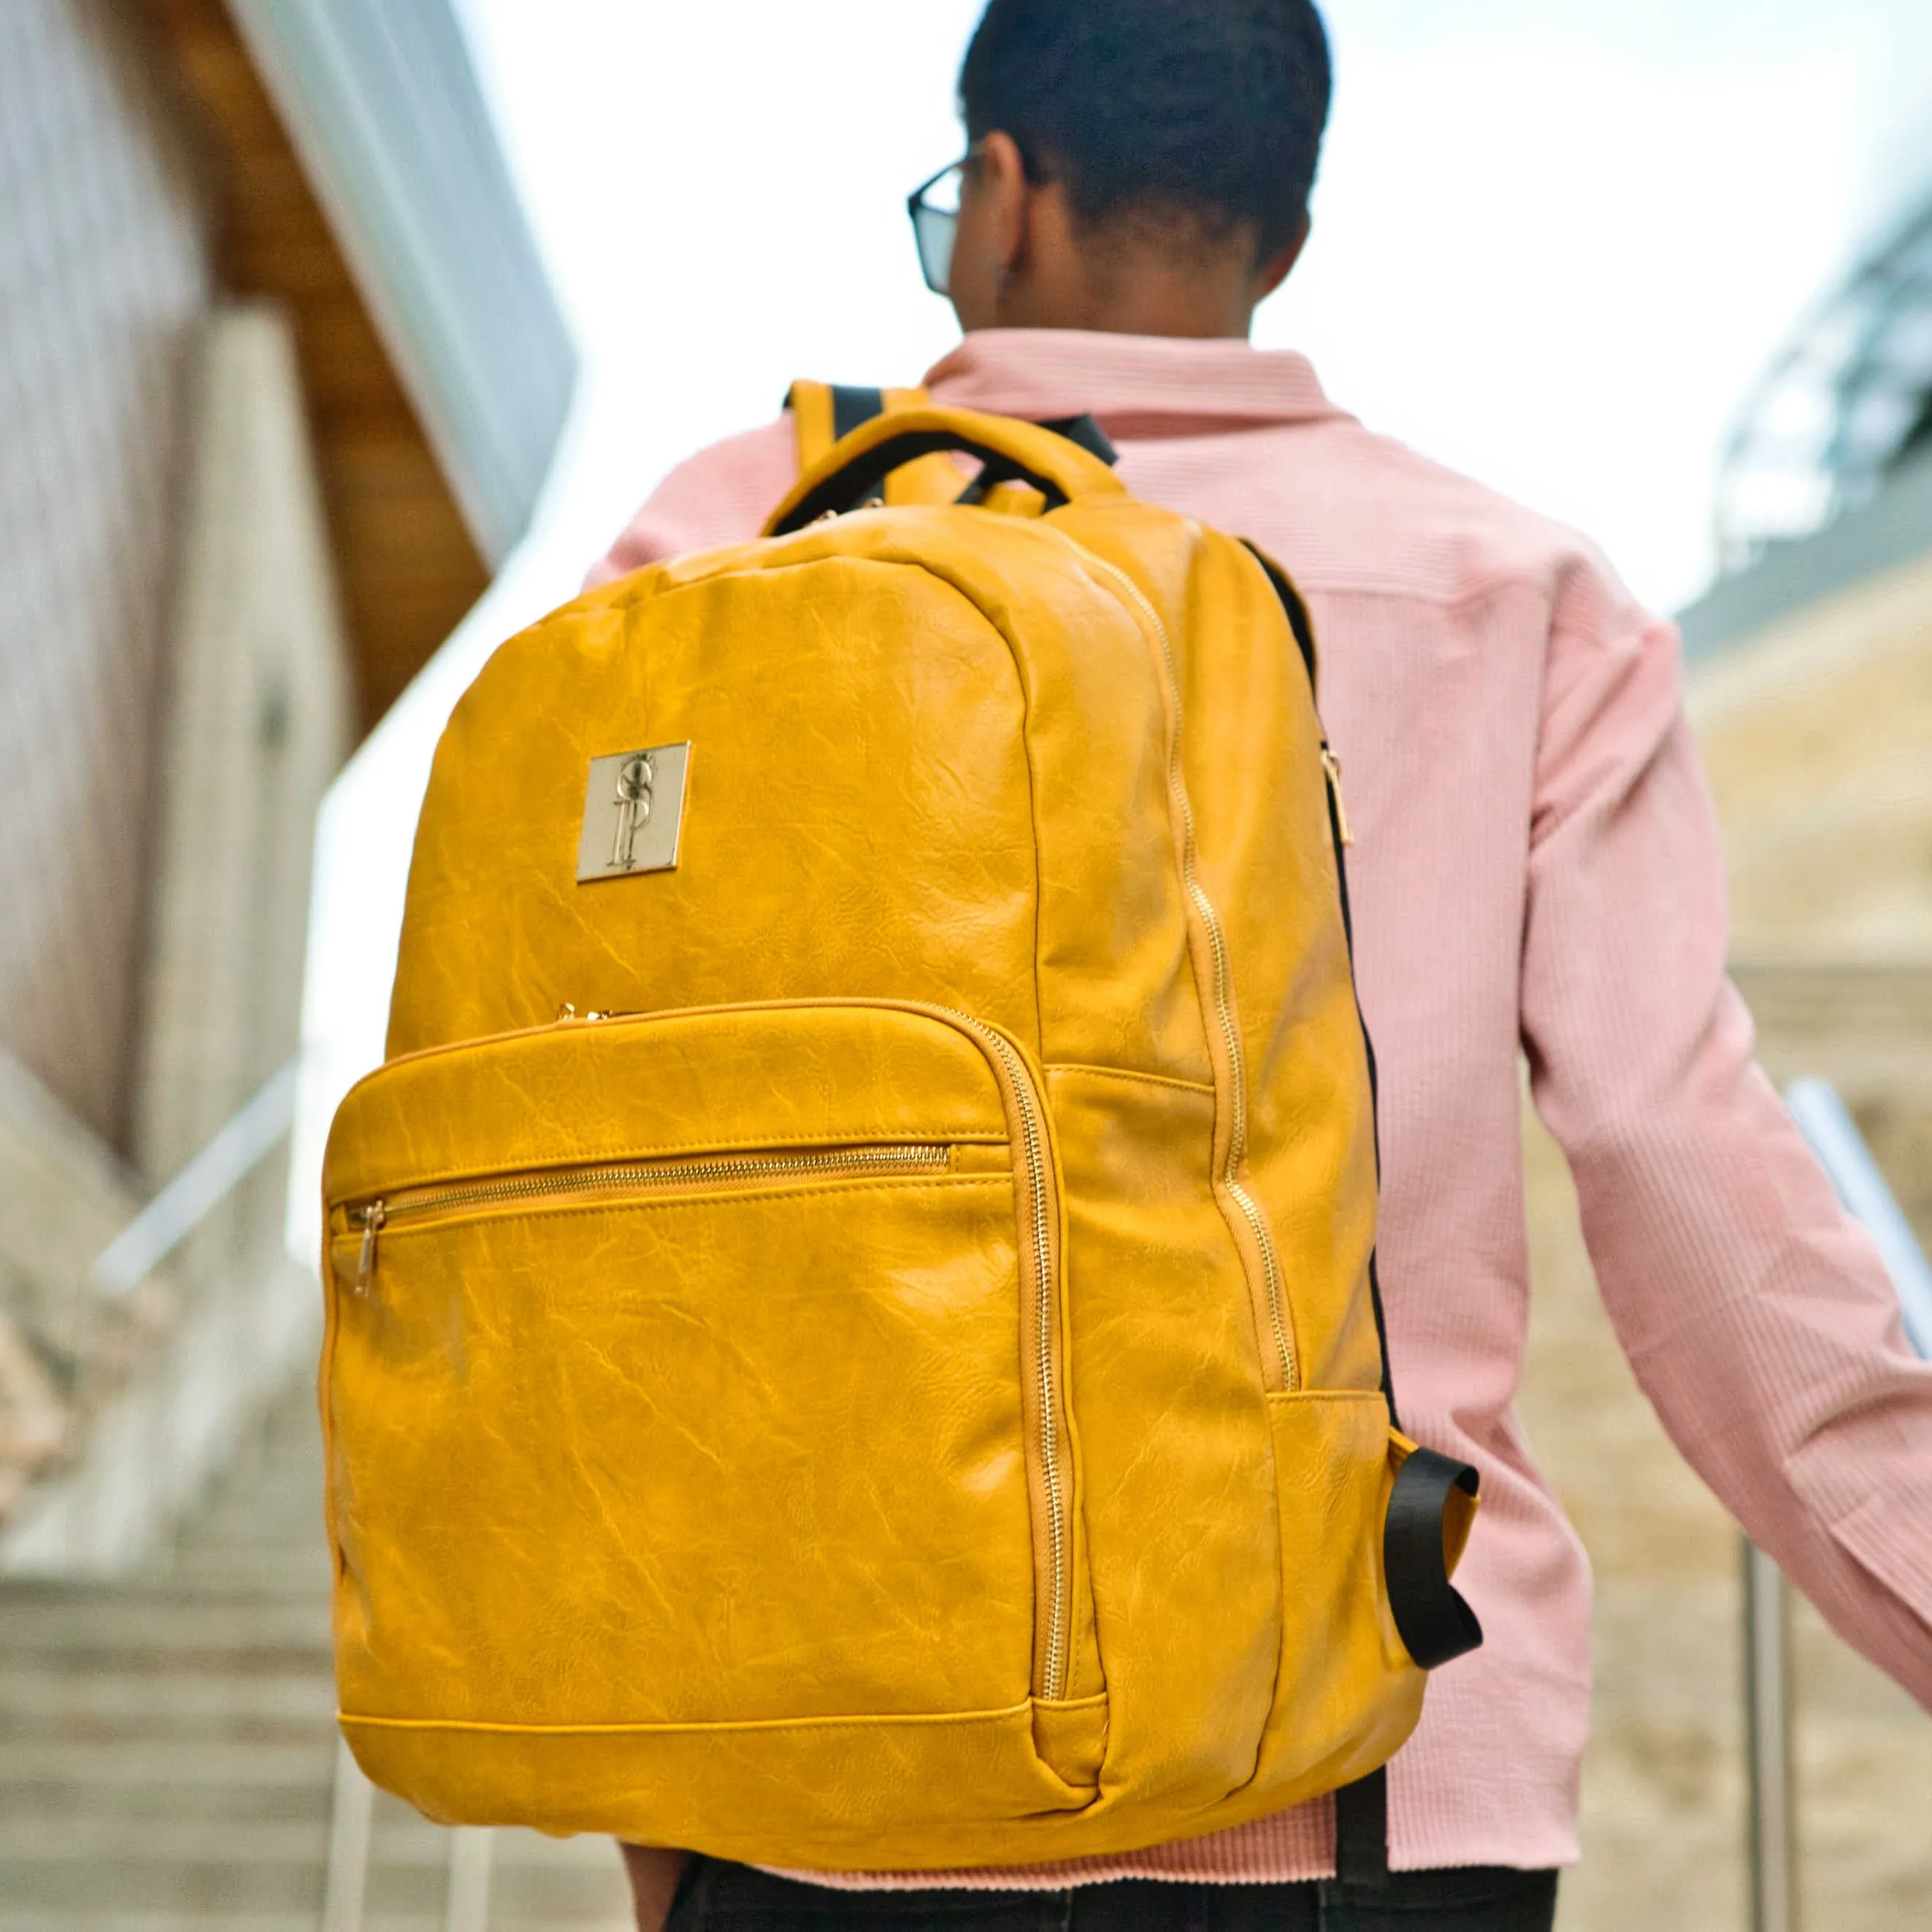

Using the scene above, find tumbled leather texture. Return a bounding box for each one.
[322,403,1462,1867]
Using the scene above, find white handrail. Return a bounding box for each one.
[444,1828,496,1932]
[321,1737,375,1932]
[1742,1078,1932,1932]
[1785,1078,1932,1357]
[90,1058,301,1297]
[1743,1538,1798,1932]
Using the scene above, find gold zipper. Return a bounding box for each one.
[346,1143,951,1292]
[1069,549,1298,1392]
[942,1010,1068,1702]
[1319,745,1354,848]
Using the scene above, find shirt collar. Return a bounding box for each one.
[921,328,1343,430]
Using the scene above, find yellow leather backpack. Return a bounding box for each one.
[321,403,1481,1871]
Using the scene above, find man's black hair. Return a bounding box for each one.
[959,0,1332,263]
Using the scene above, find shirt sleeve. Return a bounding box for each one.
[1519,548,1932,1709]
[583,419,800,588]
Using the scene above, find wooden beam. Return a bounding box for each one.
[128,0,490,732]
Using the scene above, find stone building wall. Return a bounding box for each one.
[0,7,353,1557]
[0,0,211,1151]
[1687,547,1932,963]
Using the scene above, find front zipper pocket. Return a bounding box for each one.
[321,999,1088,1744]
[345,1143,956,1294]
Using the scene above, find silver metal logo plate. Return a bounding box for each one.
[576,743,691,883]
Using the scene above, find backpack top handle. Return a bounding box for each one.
[766,404,1127,537]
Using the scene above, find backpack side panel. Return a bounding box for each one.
[1043,500,1424,1812]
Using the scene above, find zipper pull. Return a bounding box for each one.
[1319,744,1354,848]
[356,1200,386,1292]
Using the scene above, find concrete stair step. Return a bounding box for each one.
[0,1845,629,1920]
[172,1509,326,1555]
[0,1917,323,1932]
[0,1912,630,1932]
[0,1592,332,1651]
[0,1812,628,1870]
[0,1818,332,1864]
[0,1665,336,1729]
[0,1923,625,1932]
[0,1782,329,1824]
[142,1555,332,1593]
[0,1856,326,1915]
[0,1739,331,1790]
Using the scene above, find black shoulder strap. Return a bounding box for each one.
[829,384,886,442]
[786,390,1120,472]
[1239,539,1316,691]
[1035,413,1119,467]
[951,413,1119,507]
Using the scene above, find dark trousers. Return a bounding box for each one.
[666,1858,1559,1931]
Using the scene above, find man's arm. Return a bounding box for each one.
[621,1845,689,1931]
[1519,549,1932,1706]
[586,419,798,587]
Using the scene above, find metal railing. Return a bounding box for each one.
[321,1736,494,1932]
[1745,1078,1932,1932]
[90,1059,302,1297]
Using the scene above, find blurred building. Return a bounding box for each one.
[1686,183,1932,977]
[0,0,573,1558]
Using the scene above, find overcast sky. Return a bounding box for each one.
[286,1,1932,1246]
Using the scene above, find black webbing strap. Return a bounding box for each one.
[1333,1768,1389,1891]
[1387,1446,1484,1669]
[829,384,886,441]
[1243,539,1392,1417]
[1239,539,1317,695]
[774,429,1081,532]
[784,394,1116,516]
[1035,413,1119,467]
[786,393,1120,474]
[952,412,1119,506]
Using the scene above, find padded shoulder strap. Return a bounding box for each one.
[785,385,1122,515]
[786,381,929,475]
[785,381,962,507]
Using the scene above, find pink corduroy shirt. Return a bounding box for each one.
[588,330,1932,1887]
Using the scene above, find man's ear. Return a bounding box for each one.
[975,129,1032,281]
[1254,211,1312,302]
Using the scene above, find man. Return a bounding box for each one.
[597,4,1932,1927]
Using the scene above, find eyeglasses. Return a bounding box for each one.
[908,151,973,297]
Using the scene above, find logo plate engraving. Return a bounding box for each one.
[577,743,691,883]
